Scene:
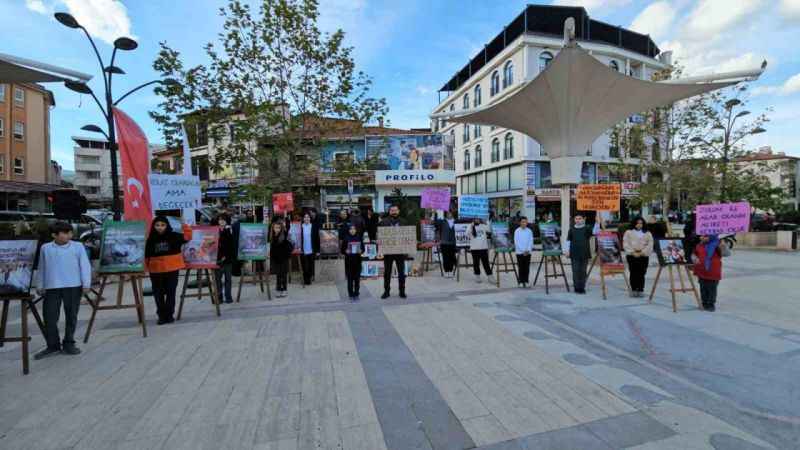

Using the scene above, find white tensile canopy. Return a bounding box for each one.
[0,52,91,84]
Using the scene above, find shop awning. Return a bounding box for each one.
[0,181,64,194]
[0,53,92,84]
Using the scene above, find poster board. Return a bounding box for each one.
[288,221,302,254]
[272,192,294,215]
[491,222,511,251]
[238,223,268,261]
[421,187,451,210]
[99,221,146,273]
[458,195,490,220]
[361,260,383,278]
[183,226,219,269]
[597,231,624,272]
[363,243,378,260]
[377,226,417,255]
[455,223,470,248]
[149,174,202,212]
[420,220,436,244]
[0,240,37,295]
[695,201,751,235]
[655,239,689,266]
[319,229,340,256]
[576,184,621,212]
[539,222,562,256]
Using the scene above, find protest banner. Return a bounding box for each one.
[695,201,751,235]
[455,223,470,247]
[420,220,436,244]
[539,222,562,256]
[377,226,417,255]
[576,184,621,212]
[237,223,268,261]
[491,222,511,251]
[458,195,489,220]
[0,240,37,295]
[272,193,294,215]
[421,187,451,210]
[183,226,219,269]
[596,231,624,271]
[149,174,202,212]
[319,230,340,256]
[99,221,146,273]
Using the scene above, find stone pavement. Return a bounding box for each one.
[1,250,798,449]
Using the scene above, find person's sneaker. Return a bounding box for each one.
[381,292,390,299]
[34,347,60,360]
[62,344,81,355]
[475,275,482,283]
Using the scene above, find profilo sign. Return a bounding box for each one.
[374,170,456,186]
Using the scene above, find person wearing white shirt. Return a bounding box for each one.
[299,213,319,285]
[513,217,534,287]
[467,218,492,283]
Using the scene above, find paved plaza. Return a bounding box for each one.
[1,249,799,449]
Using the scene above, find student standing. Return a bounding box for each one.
[342,224,363,301]
[34,221,92,359]
[565,213,597,294]
[623,217,654,297]
[436,211,457,277]
[215,214,236,304]
[693,235,730,311]
[299,213,319,285]
[379,205,407,299]
[467,217,492,283]
[269,221,293,298]
[145,216,192,325]
[513,217,534,287]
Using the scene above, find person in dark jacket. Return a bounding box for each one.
[299,213,320,285]
[349,209,366,237]
[145,216,192,324]
[365,208,379,242]
[337,209,351,248]
[215,214,236,303]
[269,220,293,298]
[565,213,596,294]
[436,211,457,277]
[342,224,363,301]
[379,205,406,299]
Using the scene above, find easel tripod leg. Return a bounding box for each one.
[0,299,8,347]
[21,299,29,375]
[648,266,662,302]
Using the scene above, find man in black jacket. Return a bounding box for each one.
[379,205,406,299]
[436,211,457,276]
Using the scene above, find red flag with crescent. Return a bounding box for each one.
[113,107,152,222]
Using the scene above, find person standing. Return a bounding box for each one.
[365,208,379,242]
[623,217,654,298]
[693,235,730,311]
[514,217,534,287]
[145,216,192,324]
[34,221,92,359]
[215,214,236,304]
[342,224,363,301]
[269,220,293,298]
[467,217,492,283]
[436,211,457,277]
[565,213,597,294]
[349,209,365,236]
[379,205,407,299]
[299,213,319,285]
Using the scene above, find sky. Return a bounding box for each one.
[4,0,800,171]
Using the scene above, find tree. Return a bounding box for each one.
[150,0,387,206]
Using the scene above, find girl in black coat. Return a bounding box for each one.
[341,224,363,301]
[269,220,294,298]
[215,214,236,303]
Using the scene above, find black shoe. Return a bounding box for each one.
[167,317,175,323]
[706,304,716,312]
[62,344,81,355]
[157,318,168,325]
[381,292,390,299]
[34,347,60,360]
[225,299,233,304]
[399,291,407,299]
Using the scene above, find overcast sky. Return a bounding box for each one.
[6,0,800,170]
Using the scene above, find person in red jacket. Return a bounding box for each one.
[692,234,730,312]
[145,216,192,324]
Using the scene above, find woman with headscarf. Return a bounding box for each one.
[692,234,731,311]
[145,216,192,324]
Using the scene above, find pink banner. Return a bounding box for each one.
[420,187,450,210]
[695,201,751,235]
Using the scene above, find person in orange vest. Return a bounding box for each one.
[145,216,192,324]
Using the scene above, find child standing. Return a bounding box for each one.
[693,235,730,311]
[467,217,493,283]
[269,220,293,298]
[215,214,236,304]
[513,217,534,287]
[342,224,363,301]
[145,216,192,325]
[34,221,92,359]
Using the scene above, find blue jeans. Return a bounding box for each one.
[215,263,233,302]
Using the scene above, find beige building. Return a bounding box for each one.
[736,146,800,211]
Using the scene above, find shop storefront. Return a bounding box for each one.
[374,170,456,212]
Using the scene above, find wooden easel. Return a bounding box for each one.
[177,268,221,320]
[0,295,41,375]
[418,243,443,277]
[599,264,630,300]
[236,260,271,302]
[490,249,518,288]
[83,272,147,343]
[648,264,701,312]
[454,248,472,282]
[533,254,570,293]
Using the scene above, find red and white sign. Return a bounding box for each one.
[113,107,152,222]
[272,192,294,214]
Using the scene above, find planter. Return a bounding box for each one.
[735,232,778,248]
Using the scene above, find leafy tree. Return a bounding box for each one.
[150,0,387,206]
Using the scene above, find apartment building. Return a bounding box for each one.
[736,146,800,211]
[72,135,121,207]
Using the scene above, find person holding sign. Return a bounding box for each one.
[436,211,458,277]
[215,214,236,304]
[565,213,599,294]
[692,235,731,312]
[34,222,92,360]
[379,205,407,299]
[145,216,193,325]
[514,217,534,287]
[341,224,363,301]
[467,218,493,283]
[623,217,654,298]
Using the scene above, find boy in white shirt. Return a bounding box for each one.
[513,217,534,287]
[34,221,92,359]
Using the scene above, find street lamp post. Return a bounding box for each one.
[55,12,177,221]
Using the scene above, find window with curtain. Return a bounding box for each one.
[462,124,470,142]
[490,71,500,96]
[491,138,500,162]
[539,51,553,72]
[503,60,514,88]
[473,125,481,139]
[474,84,482,107]
[474,145,482,167]
[463,93,469,110]
[463,149,471,170]
[504,133,514,159]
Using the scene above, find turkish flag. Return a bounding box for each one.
[113,107,152,222]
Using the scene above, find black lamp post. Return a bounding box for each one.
[56,12,178,220]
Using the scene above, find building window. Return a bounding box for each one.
[462,124,470,143]
[449,103,454,112]
[464,149,471,170]
[610,60,619,72]
[486,169,497,193]
[503,60,514,88]
[539,51,553,72]
[490,71,500,96]
[0,84,5,102]
[0,117,4,137]
[504,133,514,159]
[473,124,481,139]
[491,138,500,163]
[0,155,4,174]
[474,85,481,107]
[13,87,24,106]
[13,121,24,140]
[462,93,469,110]
[475,145,482,167]
[14,157,24,175]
